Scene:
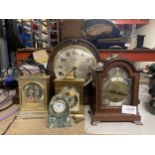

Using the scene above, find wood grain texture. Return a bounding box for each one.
[5,117,85,135]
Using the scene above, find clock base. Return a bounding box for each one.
[18,111,48,119]
[89,110,141,125]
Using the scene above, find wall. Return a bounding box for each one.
[0,20,9,70]
[136,19,155,49]
[134,20,155,72]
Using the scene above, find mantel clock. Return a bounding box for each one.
[18,74,50,117]
[48,39,100,86]
[90,58,141,124]
[54,74,84,118]
[49,93,71,128]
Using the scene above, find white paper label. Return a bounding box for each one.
[33,50,49,64]
[122,105,137,115]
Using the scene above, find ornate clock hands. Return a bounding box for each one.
[108,89,128,96]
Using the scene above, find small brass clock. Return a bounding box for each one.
[90,58,141,124]
[18,74,50,117]
[54,76,84,117]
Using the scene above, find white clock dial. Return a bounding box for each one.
[53,100,67,113]
[61,86,80,111]
[54,44,98,86]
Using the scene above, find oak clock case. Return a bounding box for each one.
[18,74,50,115]
[49,94,71,128]
[90,58,141,124]
[48,39,100,86]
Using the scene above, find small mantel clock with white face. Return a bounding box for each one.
[90,58,141,124]
[48,93,71,128]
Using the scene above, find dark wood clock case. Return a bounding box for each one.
[90,58,141,124]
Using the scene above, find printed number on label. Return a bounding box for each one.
[122,105,137,115]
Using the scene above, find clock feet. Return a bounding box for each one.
[88,110,99,125]
[91,121,99,126]
[134,121,143,125]
[72,115,85,123]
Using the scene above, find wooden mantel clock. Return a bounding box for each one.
[90,57,141,125]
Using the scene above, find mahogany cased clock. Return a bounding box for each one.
[90,58,141,124]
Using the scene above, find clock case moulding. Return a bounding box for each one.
[89,57,141,125]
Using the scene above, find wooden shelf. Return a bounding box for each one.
[99,49,155,61]
[111,19,149,25]
[16,48,155,64]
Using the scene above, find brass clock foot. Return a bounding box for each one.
[72,115,85,123]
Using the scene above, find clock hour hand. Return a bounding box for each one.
[72,66,77,77]
[109,90,128,96]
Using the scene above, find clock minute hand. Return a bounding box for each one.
[109,90,128,96]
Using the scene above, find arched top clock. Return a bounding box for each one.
[48,39,100,86]
[90,57,141,124]
[102,58,140,75]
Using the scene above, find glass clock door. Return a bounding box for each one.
[102,66,133,107]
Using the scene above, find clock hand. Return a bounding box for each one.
[72,66,77,77]
[109,90,128,96]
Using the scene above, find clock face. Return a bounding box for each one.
[102,66,132,106]
[52,100,67,113]
[23,82,44,102]
[61,86,79,112]
[54,44,97,86]
[48,96,71,128]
